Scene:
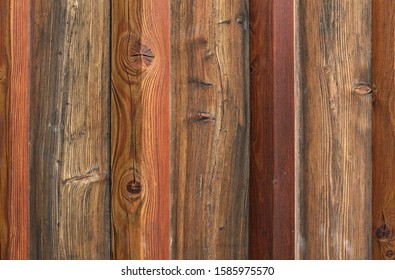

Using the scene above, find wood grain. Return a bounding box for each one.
[111,0,170,259]
[249,0,295,260]
[171,0,250,259]
[0,0,29,260]
[29,0,110,259]
[296,0,372,259]
[372,0,395,260]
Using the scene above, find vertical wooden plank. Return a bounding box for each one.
[171,0,250,259]
[0,0,10,258]
[372,0,395,260]
[30,0,110,259]
[111,0,170,259]
[296,0,372,259]
[249,0,295,260]
[0,0,29,259]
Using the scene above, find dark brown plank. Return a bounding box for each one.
[29,0,110,259]
[296,0,372,259]
[171,0,250,259]
[0,0,29,260]
[372,0,395,260]
[249,0,295,260]
[111,0,170,259]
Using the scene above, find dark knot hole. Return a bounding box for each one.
[126,181,142,195]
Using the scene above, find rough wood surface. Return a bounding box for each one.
[296,0,372,259]
[372,0,395,260]
[249,0,295,260]
[0,0,29,260]
[29,0,110,259]
[171,0,250,259]
[111,0,170,259]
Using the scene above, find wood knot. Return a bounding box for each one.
[386,250,394,258]
[236,14,247,30]
[196,111,215,122]
[353,84,372,95]
[118,34,154,82]
[376,224,391,240]
[126,180,142,195]
[236,15,244,24]
[188,78,213,89]
[130,44,154,66]
[0,70,5,82]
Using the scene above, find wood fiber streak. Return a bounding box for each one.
[111,0,170,259]
[296,1,372,259]
[372,0,395,260]
[30,0,110,259]
[171,0,250,259]
[0,0,29,259]
[249,0,295,260]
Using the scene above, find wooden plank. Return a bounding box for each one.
[171,0,250,259]
[0,0,29,260]
[296,0,372,259]
[29,0,110,259]
[372,0,395,260]
[249,0,295,260]
[111,0,170,259]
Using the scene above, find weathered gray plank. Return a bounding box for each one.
[296,0,372,259]
[29,0,110,259]
[171,0,250,259]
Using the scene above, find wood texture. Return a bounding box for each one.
[249,0,295,260]
[0,0,29,260]
[372,0,395,260]
[111,0,170,259]
[29,0,110,259]
[296,0,372,259]
[171,0,250,259]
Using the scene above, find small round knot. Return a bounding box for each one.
[385,250,394,258]
[117,33,154,83]
[126,180,142,195]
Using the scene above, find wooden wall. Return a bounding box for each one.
[0,0,394,260]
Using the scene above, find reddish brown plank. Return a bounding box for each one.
[111,0,170,259]
[249,0,295,259]
[372,0,395,260]
[0,0,29,259]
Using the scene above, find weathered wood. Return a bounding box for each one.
[0,0,30,260]
[29,0,110,259]
[249,0,295,260]
[111,0,170,259]
[296,0,372,259]
[171,0,250,259]
[372,0,395,260]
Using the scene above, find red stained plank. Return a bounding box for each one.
[249,0,295,259]
[372,0,395,260]
[0,0,29,259]
[111,0,171,259]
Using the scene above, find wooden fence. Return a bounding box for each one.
[0,0,394,260]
